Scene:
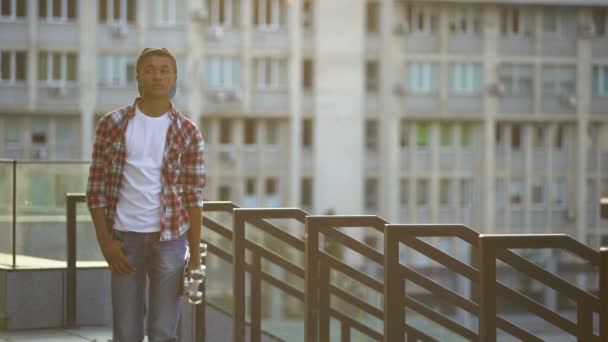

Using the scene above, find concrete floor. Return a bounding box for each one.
[0,326,114,342]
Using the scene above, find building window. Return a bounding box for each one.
[440,124,452,148]
[200,117,212,144]
[244,119,257,145]
[406,63,439,94]
[98,55,137,87]
[1,0,26,20]
[365,120,378,151]
[207,0,240,28]
[495,179,506,209]
[500,7,532,37]
[302,0,313,29]
[303,59,313,91]
[265,178,280,206]
[204,56,241,90]
[499,64,533,95]
[266,120,279,145]
[449,5,481,35]
[551,178,567,207]
[219,119,232,144]
[301,177,312,207]
[254,58,287,90]
[253,0,286,30]
[554,125,565,150]
[417,122,430,147]
[400,179,409,205]
[417,179,429,206]
[55,117,75,160]
[302,119,313,148]
[366,1,379,33]
[449,63,481,94]
[402,4,438,34]
[39,0,77,21]
[4,117,23,159]
[0,51,26,83]
[155,0,176,26]
[593,65,608,96]
[510,179,524,206]
[219,185,231,201]
[366,61,378,93]
[244,178,257,207]
[531,181,544,205]
[511,124,522,150]
[31,118,49,160]
[461,124,473,147]
[542,65,575,96]
[400,121,410,147]
[533,126,545,149]
[460,179,472,206]
[542,7,576,38]
[592,8,607,36]
[365,178,378,210]
[38,52,77,84]
[440,179,452,205]
[99,0,136,23]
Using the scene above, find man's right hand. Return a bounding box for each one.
[100,239,136,275]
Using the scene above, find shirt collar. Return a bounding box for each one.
[127,97,178,120]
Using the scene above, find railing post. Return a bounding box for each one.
[11,160,16,269]
[600,247,608,342]
[478,235,497,342]
[601,197,608,219]
[232,209,246,342]
[66,193,77,328]
[384,225,404,342]
[305,216,319,342]
[195,246,207,342]
[251,254,262,342]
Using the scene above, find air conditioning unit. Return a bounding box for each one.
[393,21,410,35]
[227,89,242,101]
[207,25,225,41]
[393,82,407,96]
[578,23,595,39]
[208,90,227,102]
[219,150,236,164]
[49,86,67,98]
[487,83,505,97]
[560,93,577,108]
[191,7,208,22]
[110,22,128,39]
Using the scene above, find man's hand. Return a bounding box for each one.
[187,250,201,277]
[100,239,135,275]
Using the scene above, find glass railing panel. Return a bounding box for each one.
[0,160,14,267]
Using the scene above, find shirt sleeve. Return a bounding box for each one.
[182,128,206,208]
[86,119,108,209]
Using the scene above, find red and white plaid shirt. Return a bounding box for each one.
[86,98,206,241]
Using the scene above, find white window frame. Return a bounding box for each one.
[155,0,176,26]
[592,9,607,36]
[502,7,531,37]
[103,0,130,24]
[40,0,71,22]
[593,65,608,97]
[204,56,241,90]
[254,57,287,90]
[404,4,436,34]
[449,5,481,35]
[207,0,235,28]
[39,52,76,85]
[449,63,482,94]
[542,8,576,39]
[406,62,439,94]
[255,0,285,31]
[0,51,25,84]
[98,55,137,87]
[542,65,576,95]
[499,64,533,95]
[0,0,24,21]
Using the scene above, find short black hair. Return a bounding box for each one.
[136,48,177,74]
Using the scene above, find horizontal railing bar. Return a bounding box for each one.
[496,318,544,342]
[322,226,384,265]
[243,265,305,302]
[205,243,232,262]
[386,224,479,246]
[401,266,478,314]
[400,237,478,281]
[497,250,600,311]
[328,308,383,341]
[320,253,384,293]
[235,208,307,222]
[308,215,387,231]
[329,284,384,319]
[66,193,86,201]
[496,282,579,335]
[244,240,305,278]
[247,217,305,251]
[560,238,600,266]
[203,201,239,212]
[203,217,233,240]
[404,296,478,340]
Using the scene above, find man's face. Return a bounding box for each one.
[136,55,177,98]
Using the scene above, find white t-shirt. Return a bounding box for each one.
[114,106,171,233]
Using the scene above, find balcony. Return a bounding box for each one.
[498,35,534,56]
[541,35,577,57]
[0,21,28,46]
[96,85,139,113]
[447,94,483,116]
[402,33,439,54]
[36,84,80,113]
[591,96,608,117]
[204,27,242,50]
[203,89,243,114]
[147,26,188,50]
[499,94,533,115]
[403,94,440,114]
[97,23,138,48]
[541,94,577,115]
[252,28,288,50]
[0,83,29,110]
[251,89,288,115]
[447,34,482,55]
[38,22,79,49]
[592,35,608,57]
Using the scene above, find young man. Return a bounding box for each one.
[86,48,206,342]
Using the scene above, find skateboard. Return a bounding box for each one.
[184,242,208,305]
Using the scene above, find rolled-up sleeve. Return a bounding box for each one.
[86,120,108,209]
[182,129,206,208]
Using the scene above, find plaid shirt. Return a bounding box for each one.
[86,98,206,241]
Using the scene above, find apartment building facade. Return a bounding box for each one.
[0,0,607,250]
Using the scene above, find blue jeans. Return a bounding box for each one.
[111,230,187,342]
